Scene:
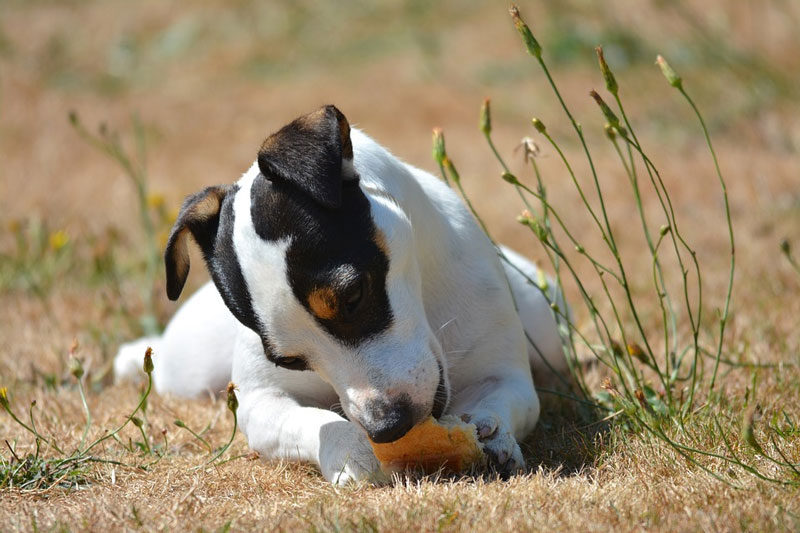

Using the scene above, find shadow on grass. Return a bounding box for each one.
[388,384,607,485]
[521,388,607,477]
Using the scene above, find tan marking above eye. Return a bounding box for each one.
[308,287,338,320]
[372,228,389,255]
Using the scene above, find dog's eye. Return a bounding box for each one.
[343,276,367,316]
[274,356,309,371]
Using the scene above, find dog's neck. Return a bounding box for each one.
[349,129,459,258]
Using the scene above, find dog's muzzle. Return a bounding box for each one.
[363,363,449,443]
[364,396,415,443]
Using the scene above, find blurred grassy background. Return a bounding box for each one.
[2,0,798,226]
[1,2,800,529]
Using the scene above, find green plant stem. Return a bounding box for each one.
[1,403,63,455]
[28,403,42,459]
[696,346,797,369]
[175,421,213,452]
[136,424,151,455]
[69,116,160,336]
[77,378,92,452]
[610,135,676,375]
[511,172,621,283]
[768,435,800,477]
[636,416,744,489]
[81,369,152,455]
[616,106,700,337]
[612,93,706,410]
[648,231,673,379]
[536,387,607,410]
[620,135,704,413]
[511,138,661,393]
[678,87,735,393]
[506,230,633,395]
[713,417,798,486]
[444,145,579,391]
[203,410,238,467]
[435,159,450,188]
[539,125,665,397]
[482,128,619,398]
[539,130,610,248]
[141,430,169,469]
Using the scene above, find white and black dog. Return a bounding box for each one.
[115,105,566,484]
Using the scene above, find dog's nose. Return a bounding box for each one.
[364,398,415,444]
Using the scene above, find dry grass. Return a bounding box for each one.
[2,0,800,531]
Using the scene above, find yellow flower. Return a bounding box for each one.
[627,343,648,364]
[147,193,165,210]
[49,230,69,251]
[0,387,8,408]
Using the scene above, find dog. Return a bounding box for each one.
[114,105,566,484]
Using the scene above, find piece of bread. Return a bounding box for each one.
[370,415,485,474]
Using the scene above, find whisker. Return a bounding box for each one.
[436,317,457,335]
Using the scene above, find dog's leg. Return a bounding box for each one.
[237,390,384,485]
[449,370,540,476]
[232,328,383,485]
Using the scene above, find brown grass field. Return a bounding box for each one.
[2,1,799,531]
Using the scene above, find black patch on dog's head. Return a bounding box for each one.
[250,174,393,346]
[258,105,355,209]
[249,105,392,348]
[207,191,262,334]
[165,105,392,364]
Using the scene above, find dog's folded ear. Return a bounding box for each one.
[257,105,356,209]
[164,185,231,300]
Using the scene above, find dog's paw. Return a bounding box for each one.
[318,420,386,486]
[459,411,526,477]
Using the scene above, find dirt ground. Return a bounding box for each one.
[1,1,799,531]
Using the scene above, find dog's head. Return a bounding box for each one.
[164,105,448,443]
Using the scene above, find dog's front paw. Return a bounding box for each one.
[318,420,386,486]
[460,411,526,477]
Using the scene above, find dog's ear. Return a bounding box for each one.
[164,185,230,301]
[257,105,356,209]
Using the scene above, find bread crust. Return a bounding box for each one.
[370,415,485,473]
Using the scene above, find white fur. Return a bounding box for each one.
[115,128,565,484]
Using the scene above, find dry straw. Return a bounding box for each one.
[1,346,241,490]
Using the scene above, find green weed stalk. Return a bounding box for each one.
[0,349,154,490]
[174,419,213,452]
[199,382,239,468]
[2,344,244,490]
[431,4,795,487]
[68,112,162,336]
